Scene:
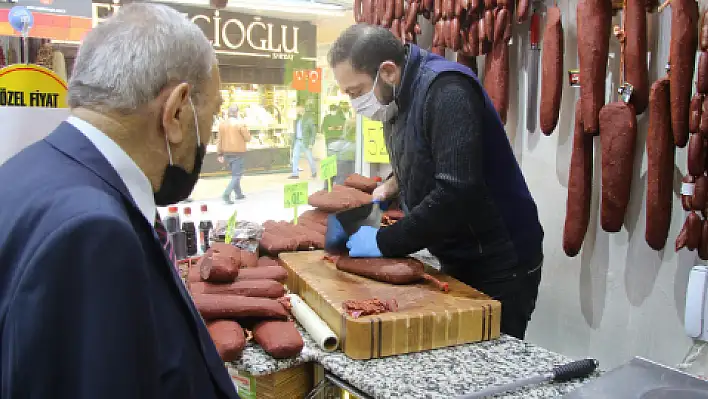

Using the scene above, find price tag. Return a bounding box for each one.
[568,70,580,87]
[682,182,696,196]
[362,117,390,164]
[284,181,309,224]
[224,209,238,244]
[284,181,309,209]
[320,155,337,181]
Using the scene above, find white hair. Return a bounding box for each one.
[68,3,215,111]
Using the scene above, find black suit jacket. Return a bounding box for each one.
[0,122,239,399]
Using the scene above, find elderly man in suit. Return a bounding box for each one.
[0,4,239,399]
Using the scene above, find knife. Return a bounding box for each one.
[324,200,383,252]
[526,5,541,134]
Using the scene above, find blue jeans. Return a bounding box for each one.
[292,139,315,176]
[223,155,244,200]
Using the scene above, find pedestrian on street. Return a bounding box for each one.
[328,24,544,340]
[218,105,250,203]
[289,104,317,179]
[0,4,239,398]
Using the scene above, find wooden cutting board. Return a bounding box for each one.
[279,251,501,360]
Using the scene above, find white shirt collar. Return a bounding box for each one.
[67,116,156,224]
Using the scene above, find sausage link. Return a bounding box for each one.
[451,17,461,50]
[599,102,638,232]
[698,52,708,94]
[383,0,395,27]
[563,101,593,257]
[483,35,510,122]
[645,78,675,251]
[577,0,612,136]
[494,8,508,43]
[363,0,373,23]
[405,1,419,32]
[699,220,708,260]
[688,133,706,177]
[690,94,703,133]
[484,9,494,42]
[687,211,703,250]
[693,175,708,211]
[669,0,699,148]
[434,0,443,21]
[701,10,708,51]
[469,0,480,13]
[355,0,363,22]
[624,0,649,114]
[701,96,708,138]
[468,19,480,56]
[539,6,564,136]
[396,0,406,18]
[484,0,496,9]
[516,0,530,22]
[391,18,402,39]
[443,0,452,18]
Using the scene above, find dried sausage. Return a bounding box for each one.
[383,0,395,27]
[563,101,593,257]
[690,94,702,133]
[688,133,706,177]
[669,0,699,147]
[190,280,286,299]
[252,320,304,359]
[699,221,708,260]
[193,294,289,320]
[484,10,494,42]
[494,8,508,43]
[577,0,612,135]
[687,211,703,250]
[207,320,246,362]
[516,0,530,22]
[701,10,708,51]
[405,1,419,32]
[451,17,461,50]
[693,175,708,211]
[698,52,708,94]
[237,266,289,283]
[624,0,649,114]
[199,250,239,283]
[483,35,510,123]
[434,0,443,21]
[355,0,364,22]
[599,102,638,232]
[468,19,480,56]
[540,6,564,136]
[645,78,675,250]
[701,96,708,138]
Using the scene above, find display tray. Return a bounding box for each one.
[280,250,501,360]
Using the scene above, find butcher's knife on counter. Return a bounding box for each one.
[325,200,383,252]
[454,358,599,398]
[526,5,542,134]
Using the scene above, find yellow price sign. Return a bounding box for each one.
[284,181,309,209]
[320,155,337,180]
[0,64,68,108]
[224,209,238,244]
[362,117,390,164]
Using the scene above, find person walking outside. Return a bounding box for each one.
[289,103,317,179]
[218,105,250,203]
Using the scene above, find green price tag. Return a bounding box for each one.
[284,181,309,209]
[224,209,238,244]
[320,155,337,181]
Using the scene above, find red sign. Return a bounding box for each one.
[291,68,322,93]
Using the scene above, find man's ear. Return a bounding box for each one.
[161,83,191,145]
[379,61,400,86]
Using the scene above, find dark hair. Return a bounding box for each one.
[328,24,406,78]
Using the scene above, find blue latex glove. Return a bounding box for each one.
[325,214,348,252]
[346,226,383,257]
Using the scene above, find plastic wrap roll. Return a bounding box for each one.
[286,294,338,352]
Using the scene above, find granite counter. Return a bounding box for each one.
[229,326,598,398]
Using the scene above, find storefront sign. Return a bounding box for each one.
[92,1,317,66]
[362,118,390,164]
[0,0,92,41]
[292,68,322,93]
[0,64,67,108]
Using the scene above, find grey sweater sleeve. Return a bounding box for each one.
[376,73,491,257]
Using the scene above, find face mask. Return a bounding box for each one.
[350,68,396,121]
[154,97,206,206]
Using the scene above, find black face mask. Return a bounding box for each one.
[154,98,205,206]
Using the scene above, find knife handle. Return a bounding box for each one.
[552,359,599,382]
[530,11,540,47]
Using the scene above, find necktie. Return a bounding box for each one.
[154,212,177,270]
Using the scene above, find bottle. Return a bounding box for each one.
[182,207,197,256]
[164,206,180,233]
[199,204,214,253]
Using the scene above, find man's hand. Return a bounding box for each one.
[218,156,225,163]
[372,177,398,202]
[346,226,382,257]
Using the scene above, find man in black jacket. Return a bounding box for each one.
[328,24,544,340]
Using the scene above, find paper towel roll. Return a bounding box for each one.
[287,294,338,352]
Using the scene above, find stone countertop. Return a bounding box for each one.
[229,327,598,398]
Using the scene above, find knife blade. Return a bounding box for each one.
[335,200,382,236]
[526,7,541,134]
